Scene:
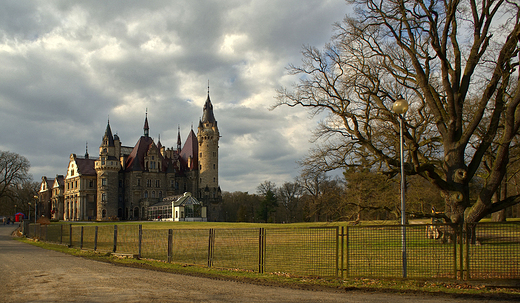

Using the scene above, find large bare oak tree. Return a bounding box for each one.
[275,0,520,224]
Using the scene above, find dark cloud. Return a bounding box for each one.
[0,0,349,193]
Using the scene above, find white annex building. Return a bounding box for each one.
[147,192,207,222]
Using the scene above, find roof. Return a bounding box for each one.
[201,94,216,124]
[150,192,201,208]
[103,121,115,147]
[179,129,198,170]
[174,192,201,207]
[53,175,64,188]
[75,158,97,176]
[125,136,154,171]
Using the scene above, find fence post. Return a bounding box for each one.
[340,226,345,279]
[80,226,84,249]
[465,223,471,280]
[346,226,350,278]
[459,224,464,280]
[113,225,118,253]
[167,229,173,263]
[94,226,98,251]
[335,226,339,278]
[138,225,142,259]
[258,228,265,273]
[207,229,215,267]
[69,224,73,247]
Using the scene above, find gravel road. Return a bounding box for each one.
[0,224,510,303]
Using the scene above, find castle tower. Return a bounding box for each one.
[95,120,121,220]
[197,91,221,221]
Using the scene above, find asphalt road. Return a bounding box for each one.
[0,224,510,303]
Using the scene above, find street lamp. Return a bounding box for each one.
[33,195,38,223]
[392,98,408,278]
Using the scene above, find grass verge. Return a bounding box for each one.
[16,236,520,300]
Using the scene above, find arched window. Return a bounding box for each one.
[144,191,148,198]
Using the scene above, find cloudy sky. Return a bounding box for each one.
[0,0,349,193]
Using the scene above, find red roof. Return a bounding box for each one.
[180,129,198,170]
[125,136,154,171]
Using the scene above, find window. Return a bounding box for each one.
[102,193,106,202]
[102,178,107,186]
[170,180,174,188]
[155,180,160,188]
[137,178,141,186]
[144,191,148,198]
[159,191,162,198]
[147,179,152,187]
[152,191,155,198]
[89,180,94,188]
[213,164,216,169]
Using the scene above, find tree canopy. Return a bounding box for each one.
[275,0,520,224]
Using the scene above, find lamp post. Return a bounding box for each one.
[392,98,408,278]
[33,195,38,223]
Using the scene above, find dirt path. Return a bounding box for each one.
[0,225,507,303]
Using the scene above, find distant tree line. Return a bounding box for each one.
[221,169,449,224]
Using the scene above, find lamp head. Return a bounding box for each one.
[392,99,408,115]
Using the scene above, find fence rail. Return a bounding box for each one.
[23,222,519,280]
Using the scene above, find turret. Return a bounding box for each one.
[197,91,221,220]
[95,120,121,220]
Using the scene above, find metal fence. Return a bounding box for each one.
[23,222,519,280]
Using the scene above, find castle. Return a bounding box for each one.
[38,93,222,221]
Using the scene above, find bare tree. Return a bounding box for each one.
[257,181,277,196]
[275,0,520,225]
[277,181,303,223]
[0,151,31,201]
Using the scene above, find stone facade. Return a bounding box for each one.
[39,93,221,221]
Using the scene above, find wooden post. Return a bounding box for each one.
[258,228,265,273]
[80,226,84,249]
[69,224,73,247]
[167,229,173,263]
[138,225,142,259]
[113,225,118,253]
[94,226,98,251]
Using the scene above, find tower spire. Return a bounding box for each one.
[177,125,182,152]
[143,110,149,137]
